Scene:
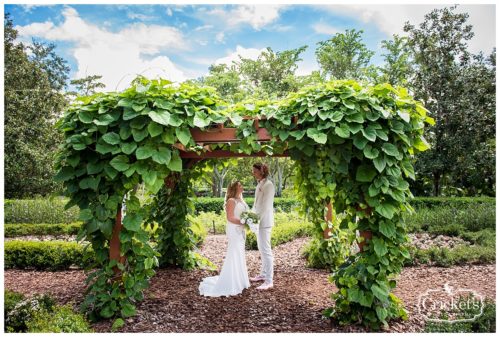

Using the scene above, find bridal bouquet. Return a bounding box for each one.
[240,211,259,234]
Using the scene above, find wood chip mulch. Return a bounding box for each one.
[4,235,496,333]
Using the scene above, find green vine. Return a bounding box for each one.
[54,77,432,329]
[145,167,211,269]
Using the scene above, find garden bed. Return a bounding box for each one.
[5,235,495,333]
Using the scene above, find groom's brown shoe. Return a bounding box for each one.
[256,282,273,290]
[250,275,266,282]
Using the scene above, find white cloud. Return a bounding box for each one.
[207,5,285,30]
[194,24,213,31]
[20,4,43,13]
[127,13,157,21]
[214,45,266,66]
[319,4,495,55]
[296,59,320,76]
[268,24,293,32]
[312,22,340,36]
[215,32,225,44]
[15,6,189,91]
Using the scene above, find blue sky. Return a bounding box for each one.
[5,3,496,91]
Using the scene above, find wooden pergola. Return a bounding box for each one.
[109,118,334,266]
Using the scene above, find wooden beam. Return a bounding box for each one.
[190,127,272,143]
[180,150,289,159]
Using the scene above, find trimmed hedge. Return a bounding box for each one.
[4,241,92,270]
[245,220,314,250]
[410,197,495,209]
[4,198,80,224]
[404,203,495,233]
[192,197,300,214]
[4,222,82,237]
[5,196,493,223]
[405,244,496,267]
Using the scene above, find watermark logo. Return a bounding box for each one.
[418,283,484,323]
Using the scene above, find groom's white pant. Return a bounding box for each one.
[257,226,273,283]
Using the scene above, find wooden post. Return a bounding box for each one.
[110,207,126,275]
[323,202,333,239]
[253,118,260,131]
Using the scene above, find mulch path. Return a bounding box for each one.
[4,235,496,332]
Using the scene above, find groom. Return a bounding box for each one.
[250,163,275,290]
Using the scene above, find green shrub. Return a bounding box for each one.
[4,222,82,237]
[460,229,496,247]
[192,197,300,214]
[4,241,93,270]
[424,295,496,332]
[406,244,496,267]
[4,290,25,320]
[188,215,208,247]
[245,218,314,250]
[410,197,495,210]
[193,211,227,234]
[4,198,80,224]
[27,304,93,333]
[404,203,495,233]
[5,293,55,332]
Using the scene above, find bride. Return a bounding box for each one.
[199,180,250,297]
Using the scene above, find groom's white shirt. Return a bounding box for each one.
[252,178,275,228]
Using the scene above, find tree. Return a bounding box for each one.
[198,160,232,197]
[28,40,70,91]
[450,50,496,195]
[199,64,246,103]
[68,74,106,97]
[237,46,308,98]
[4,14,69,198]
[315,29,375,80]
[267,158,295,197]
[404,6,475,196]
[378,34,413,86]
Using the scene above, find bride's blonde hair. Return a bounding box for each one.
[225,180,241,204]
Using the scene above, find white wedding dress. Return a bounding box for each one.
[199,198,250,297]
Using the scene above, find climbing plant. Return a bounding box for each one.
[263,80,433,329]
[144,167,213,270]
[54,77,432,330]
[54,78,228,323]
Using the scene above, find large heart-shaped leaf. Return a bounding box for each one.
[363,145,379,159]
[168,152,182,172]
[175,128,191,146]
[147,122,163,137]
[148,109,171,126]
[306,128,328,144]
[373,237,388,257]
[381,143,400,157]
[334,124,350,138]
[152,147,171,165]
[375,201,398,219]
[123,214,143,232]
[102,132,121,145]
[110,155,130,171]
[136,145,155,160]
[121,142,137,155]
[362,126,377,142]
[356,165,377,182]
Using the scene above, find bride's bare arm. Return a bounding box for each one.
[225,199,243,225]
